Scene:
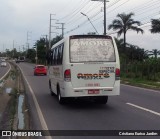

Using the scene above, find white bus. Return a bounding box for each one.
[48,35,120,104]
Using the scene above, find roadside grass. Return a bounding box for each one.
[8,88,18,130]
[0,63,19,130]
[121,77,160,90]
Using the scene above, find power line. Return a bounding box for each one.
[124,0,160,14]
[66,0,122,26]
[64,0,160,36]
[65,1,91,24]
[66,2,102,26]
[92,0,131,23]
[59,0,89,21]
[65,0,129,34]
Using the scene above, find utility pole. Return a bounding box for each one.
[27,31,32,52]
[49,14,56,49]
[56,23,65,38]
[3,44,4,53]
[13,40,14,58]
[42,35,48,65]
[27,32,29,50]
[36,44,37,65]
[3,44,5,57]
[91,0,109,35]
[33,44,38,65]
[33,40,38,65]
[22,45,25,52]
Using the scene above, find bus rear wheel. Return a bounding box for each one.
[57,87,66,104]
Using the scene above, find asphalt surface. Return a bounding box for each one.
[17,62,160,139]
[0,62,10,80]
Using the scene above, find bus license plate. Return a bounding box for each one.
[88,90,100,94]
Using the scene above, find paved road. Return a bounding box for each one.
[0,62,10,80]
[18,62,160,139]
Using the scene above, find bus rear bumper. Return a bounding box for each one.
[61,80,120,97]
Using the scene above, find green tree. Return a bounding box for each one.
[51,35,63,46]
[36,38,46,64]
[150,19,160,33]
[127,44,138,61]
[26,49,36,62]
[137,49,149,61]
[10,48,18,58]
[148,49,160,59]
[114,37,126,61]
[108,12,144,52]
[5,49,10,58]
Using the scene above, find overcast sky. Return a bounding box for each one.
[0,0,160,52]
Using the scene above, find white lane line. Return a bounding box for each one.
[126,103,160,117]
[121,84,160,94]
[18,65,52,139]
[0,62,11,81]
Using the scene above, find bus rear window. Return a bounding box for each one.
[70,38,115,63]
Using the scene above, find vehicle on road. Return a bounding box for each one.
[16,56,25,63]
[1,62,7,67]
[48,35,120,104]
[1,59,5,62]
[34,65,47,76]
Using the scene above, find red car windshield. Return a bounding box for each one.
[36,66,45,69]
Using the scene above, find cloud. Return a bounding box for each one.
[127,28,159,51]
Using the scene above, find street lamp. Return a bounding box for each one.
[91,0,109,35]
[81,12,99,34]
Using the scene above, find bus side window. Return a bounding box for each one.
[57,44,64,65]
[55,47,59,65]
[51,43,64,65]
[60,44,64,64]
[50,51,53,65]
[57,46,61,65]
[53,49,56,65]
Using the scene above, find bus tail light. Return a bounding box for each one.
[115,68,120,80]
[64,69,71,81]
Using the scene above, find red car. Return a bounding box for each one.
[34,65,47,76]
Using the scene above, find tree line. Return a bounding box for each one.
[108,12,160,81]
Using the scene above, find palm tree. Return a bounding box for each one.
[150,19,160,33]
[108,12,144,52]
[141,50,149,60]
[148,49,160,59]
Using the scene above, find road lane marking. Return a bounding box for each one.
[0,62,11,81]
[18,65,52,139]
[126,103,160,117]
[121,84,160,94]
